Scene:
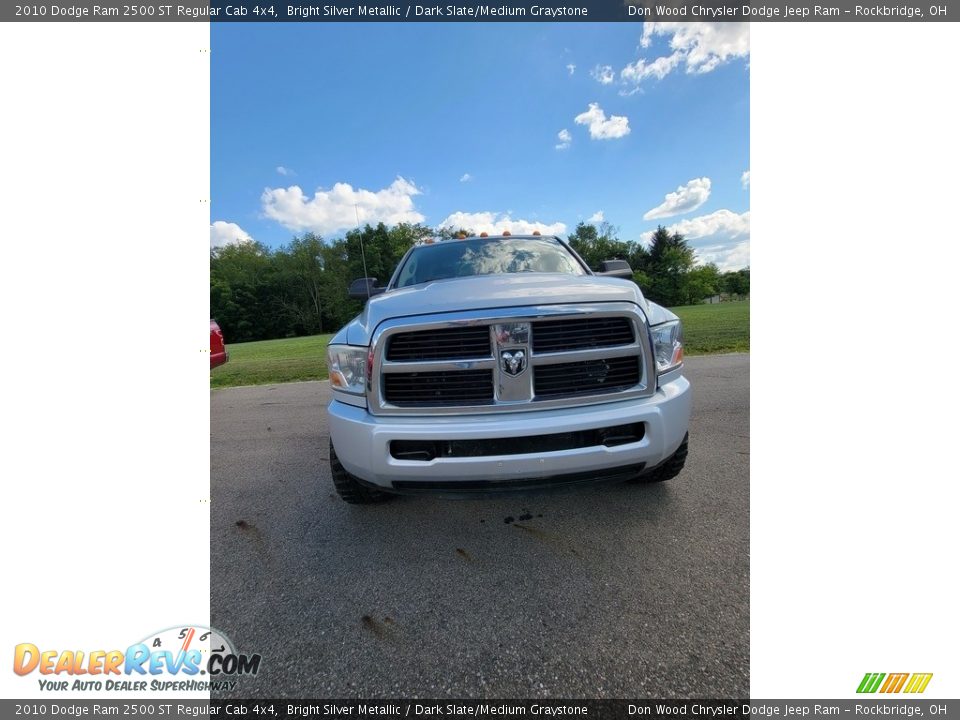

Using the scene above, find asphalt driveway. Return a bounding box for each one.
[210,353,749,698]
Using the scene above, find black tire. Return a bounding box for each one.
[636,433,688,484]
[329,440,388,504]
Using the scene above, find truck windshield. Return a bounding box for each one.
[394,237,586,288]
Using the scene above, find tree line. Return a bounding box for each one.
[211,221,749,343]
[567,222,749,308]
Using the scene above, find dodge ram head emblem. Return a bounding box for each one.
[500,349,526,376]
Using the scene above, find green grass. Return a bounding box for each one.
[210,333,334,389]
[671,300,750,355]
[211,301,748,388]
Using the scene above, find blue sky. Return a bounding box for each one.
[211,22,750,269]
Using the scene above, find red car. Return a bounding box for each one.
[210,320,228,369]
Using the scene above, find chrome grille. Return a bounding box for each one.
[371,303,654,415]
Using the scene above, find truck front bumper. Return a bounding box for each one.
[328,375,691,491]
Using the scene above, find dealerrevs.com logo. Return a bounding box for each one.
[13,625,261,692]
[857,673,934,694]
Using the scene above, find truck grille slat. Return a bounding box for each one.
[532,317,634,353]
[383,369,494,406]
[386,326,491,361]
[534,356,641,398]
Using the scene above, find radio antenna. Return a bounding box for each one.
[355,204,371,300]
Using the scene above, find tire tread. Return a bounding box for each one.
[330,441,387,504]
[638,433,689,484]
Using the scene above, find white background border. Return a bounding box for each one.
[0,22,210,698]
[752,22,959,697]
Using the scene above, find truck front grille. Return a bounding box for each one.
[386,326,491,361]
[383,369,494,406]
[532,317,634,353]
[534,356,641,398]
[372,305,653,414]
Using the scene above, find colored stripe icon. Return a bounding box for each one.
[879,674,909,693]
[904,673,934,693]
[857,673,933,693]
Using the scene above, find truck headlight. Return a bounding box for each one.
[651,320,684,374]
[327,345,369,394]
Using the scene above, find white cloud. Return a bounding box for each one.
[696,241,751,272]
[621,52,683,84]
[741,170,750,189]
[566,63,576,75]
[439,211,566,237]
[643,177,712,220]
[574,103,630,140]
[622,23,750,90]
[460,173,473,183]
[588,211,604,223]
[591,64,615,84]
[261,176,425,235]
[641,22,750,73]
[555,128,572,150]
[663,209,750,244]
[210,221,253,249]
[276,165,293,176]
[641,209,750,271]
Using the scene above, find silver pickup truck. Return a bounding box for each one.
[325,234,690,503]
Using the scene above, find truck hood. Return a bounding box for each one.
[335,273,674,346]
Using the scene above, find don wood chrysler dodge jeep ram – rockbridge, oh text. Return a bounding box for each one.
[325,233,691,503]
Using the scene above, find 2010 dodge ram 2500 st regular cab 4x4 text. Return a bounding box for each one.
[325,234,691,503]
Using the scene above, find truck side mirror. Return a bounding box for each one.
[348,277,386,301]
[598,259,633,279]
